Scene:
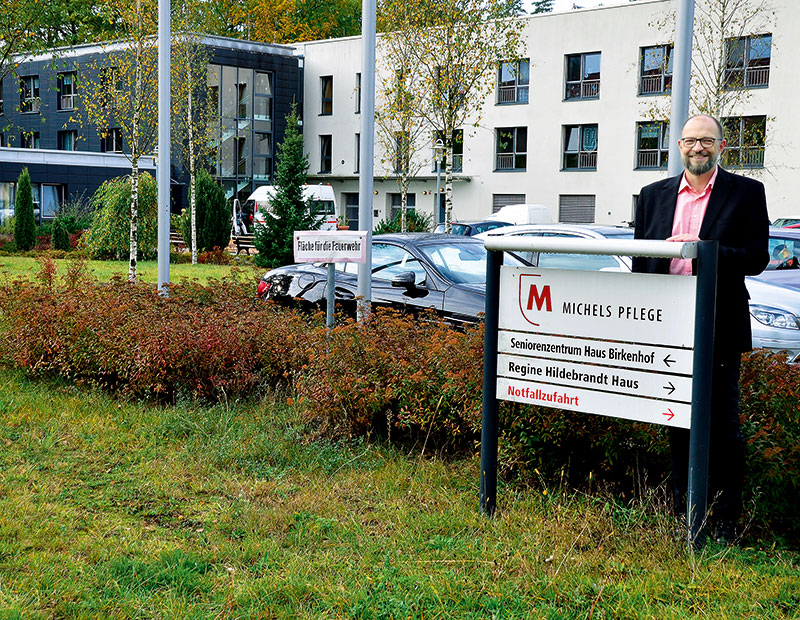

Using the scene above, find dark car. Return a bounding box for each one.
[256,233,529,323]
[750,227,800,291]
[433,220,512,236]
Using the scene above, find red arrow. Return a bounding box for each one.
[662,408,675,421]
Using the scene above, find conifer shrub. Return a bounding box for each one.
[52,217,71,251]
[13,168,36,251]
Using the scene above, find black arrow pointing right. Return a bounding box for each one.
[663,382,676,395]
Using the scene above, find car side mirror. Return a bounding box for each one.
[391,271,416,289]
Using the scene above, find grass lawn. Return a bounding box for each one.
[0,370,798,619]
[0,255,262,285]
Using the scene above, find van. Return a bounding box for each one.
[246,184,339,232]
[485,203,553,225]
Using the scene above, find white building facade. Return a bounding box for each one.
[294,0,797,228]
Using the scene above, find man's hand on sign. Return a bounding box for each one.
[667,233,701,242]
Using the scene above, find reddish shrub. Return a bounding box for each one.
[198,246,232,265]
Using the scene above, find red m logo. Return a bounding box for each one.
[527,284,552,312]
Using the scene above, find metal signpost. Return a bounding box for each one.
[294,230,369,329]
[480,237,717,548]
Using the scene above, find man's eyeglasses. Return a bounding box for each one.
[680,137,721,148]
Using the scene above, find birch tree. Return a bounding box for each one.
[376,1,429,232]
[78,0,159,281]
[383,0,524,231]
[172,1,217,264]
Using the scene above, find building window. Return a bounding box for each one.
[343,192,359,230]
[320,134,332,173]
[253,132,271,181]
[102,128,123,153]
[565,52,600,100]
[37,184,63,220]
[722,115,766,168]
[390,192,416,221]
[635,121,669,169]
[496,127,527,171]
[354,133,360,173]
[639,44,672,95]
[58,130,77,151]
[236,70,252,119]
[355,73,361,114]
[724,34,771,89]
[21,131,40,149]
[20,75,40,113]
[492,194,525,213]
[321,75,333,115]
[254,71,272,122]
[100,68,122,109]
[432,130,463,173]
[563,124,598,170]
[497,59,529,104]
[235,135,248,175]
[57,72,76,110]
[559,195,596,223]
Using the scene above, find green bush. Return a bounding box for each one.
[195,170,230,251]
[81,173,158,260]
[52,217,71,251]
[0,215,14,235]
[373,208,433,234]
[14,169,36,251]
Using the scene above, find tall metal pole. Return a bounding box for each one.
[668,0,695,176]
[357,0,376,322]
[157,0,171,291]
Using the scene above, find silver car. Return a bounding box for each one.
[479,224,800,362]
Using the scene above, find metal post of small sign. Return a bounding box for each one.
[686,240,718,547]
[480,248,502,516]
[326,262,336,330]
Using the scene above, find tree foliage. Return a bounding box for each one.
[378,0,524,231]
[77,0,159,281]
[81,173,158,260]
[51,217,71,252]
[13,168,36,252]
[194,170,230,252]
[254,106,320,268]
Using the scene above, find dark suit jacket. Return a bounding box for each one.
[632,167,770,354]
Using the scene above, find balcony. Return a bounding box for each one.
[725,66,770,89]
[497,85,529,104]
[636,149,667,169]
[496,153,525,171]
[564,151,597,170]
[640,75,671,95]
[566,79,599,100]
[725,147,765,168]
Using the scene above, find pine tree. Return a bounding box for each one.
[52,217,71,251]
[195,169,229,251]
[13,168,36,251]
[254,105,320,267]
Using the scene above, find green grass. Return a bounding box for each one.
[0,370,798,619]
[0,255,261,284]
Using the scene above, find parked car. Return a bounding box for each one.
[478,224,800,362]
[772,216,800,228]
[433,220,512,236]
[256,233,530,324]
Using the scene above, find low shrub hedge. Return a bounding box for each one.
[0,272,797,539]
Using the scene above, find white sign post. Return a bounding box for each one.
[294,230,368,329]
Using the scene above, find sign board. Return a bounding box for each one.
[497,267,696,428]
[293,230,368,263]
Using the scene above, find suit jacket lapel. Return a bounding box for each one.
[700,167,733,239]
[657,175,681,238]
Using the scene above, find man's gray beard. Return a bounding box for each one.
[683,151,719,175]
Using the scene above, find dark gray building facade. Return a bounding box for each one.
[0,35,302,223]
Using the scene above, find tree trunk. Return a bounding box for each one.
[444,129,454,233]
[187,56,197,264]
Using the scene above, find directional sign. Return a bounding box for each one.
[497,266,696,428]
[498,377,691,428]
[498,332,694,375]
[294,230,368,263]
[497,354,692,402]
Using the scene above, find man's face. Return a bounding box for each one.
[679,117,726,175]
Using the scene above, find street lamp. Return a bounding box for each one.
[433,139,445,229]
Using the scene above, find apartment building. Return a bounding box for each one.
[0,35,301,222]
[296,0,796,227]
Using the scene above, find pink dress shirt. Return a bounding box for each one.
[670,166,718,275]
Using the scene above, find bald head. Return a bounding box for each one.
[681,114,724,140]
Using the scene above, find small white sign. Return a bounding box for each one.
[497,376,691,428]
[294,230,368,263]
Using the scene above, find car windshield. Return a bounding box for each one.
[419,242,528,284]
[767,234,800,270]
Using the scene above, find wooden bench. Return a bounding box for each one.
[169,229,187,252]
[232,234,256,255]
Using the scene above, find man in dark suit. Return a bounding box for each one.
[632,114,769,544]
